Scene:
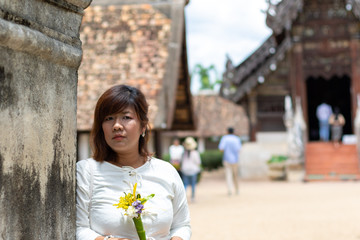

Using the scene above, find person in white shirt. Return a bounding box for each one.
[316,102,333,141]
[169,138,184,176]
[76,84,191,240]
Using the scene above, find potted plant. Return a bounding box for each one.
[267,155,288,180]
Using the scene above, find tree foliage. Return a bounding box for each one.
[191,63,222,90]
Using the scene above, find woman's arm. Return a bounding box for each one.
[169,171,192,240]
[76,160,103,240]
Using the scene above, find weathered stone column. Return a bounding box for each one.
[0,0,91,239]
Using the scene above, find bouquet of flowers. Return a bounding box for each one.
[114,183,155,240]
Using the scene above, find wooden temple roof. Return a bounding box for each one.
[220,0,360,103]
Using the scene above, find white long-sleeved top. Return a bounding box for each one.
[76,158,191,240]
[169,145,184,160]
[180,151,201,176]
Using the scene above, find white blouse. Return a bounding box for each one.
[180,151,201,176]
[76,158,191,240]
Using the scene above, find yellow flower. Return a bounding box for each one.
[113,182,154,216]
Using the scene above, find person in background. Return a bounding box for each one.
[76,84,191,240]
[180,137,201,203]
[328,107,346,147]
[218,127,242,196]
[316,102,333,141]
[169,138,184,177]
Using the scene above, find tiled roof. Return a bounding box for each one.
[163,92,249,138]
[77,1,190,131]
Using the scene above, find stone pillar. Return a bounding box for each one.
[355,94,360,162]
[197,137,206,153]
[283,95,294,158]
[284,96,306,181]
[350,38,360,122]
[0,0,91,239]
[292,97,307,164]
[78,132,91,161]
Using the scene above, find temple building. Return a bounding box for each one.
[220,0,360,142]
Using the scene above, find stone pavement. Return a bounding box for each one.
[187,168,360,240]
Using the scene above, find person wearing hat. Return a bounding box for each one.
[180,137,201,203]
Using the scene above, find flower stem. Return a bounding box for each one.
[133,216,146,240]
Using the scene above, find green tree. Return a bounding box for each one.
[191,64,222,90]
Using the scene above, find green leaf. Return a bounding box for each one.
[141,194,155,204]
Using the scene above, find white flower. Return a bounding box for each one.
[126,206,139,218]
[142,209,157,221]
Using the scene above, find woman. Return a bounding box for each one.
[180,137,201,203]
[328,107,346,147]
[76,85,191,240]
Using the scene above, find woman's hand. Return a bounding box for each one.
[170,237,183,240]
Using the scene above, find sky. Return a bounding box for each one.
[185,0,273,93]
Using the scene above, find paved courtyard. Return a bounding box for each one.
[187,169,360,240]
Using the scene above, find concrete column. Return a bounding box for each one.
[355,94,360,162]
[161,136,172,156]
[78,132,91,161]
[198,137,206,153]
[350,38,360,123]
[0,0,92,239]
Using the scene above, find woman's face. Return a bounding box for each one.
[102,106,144,155]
